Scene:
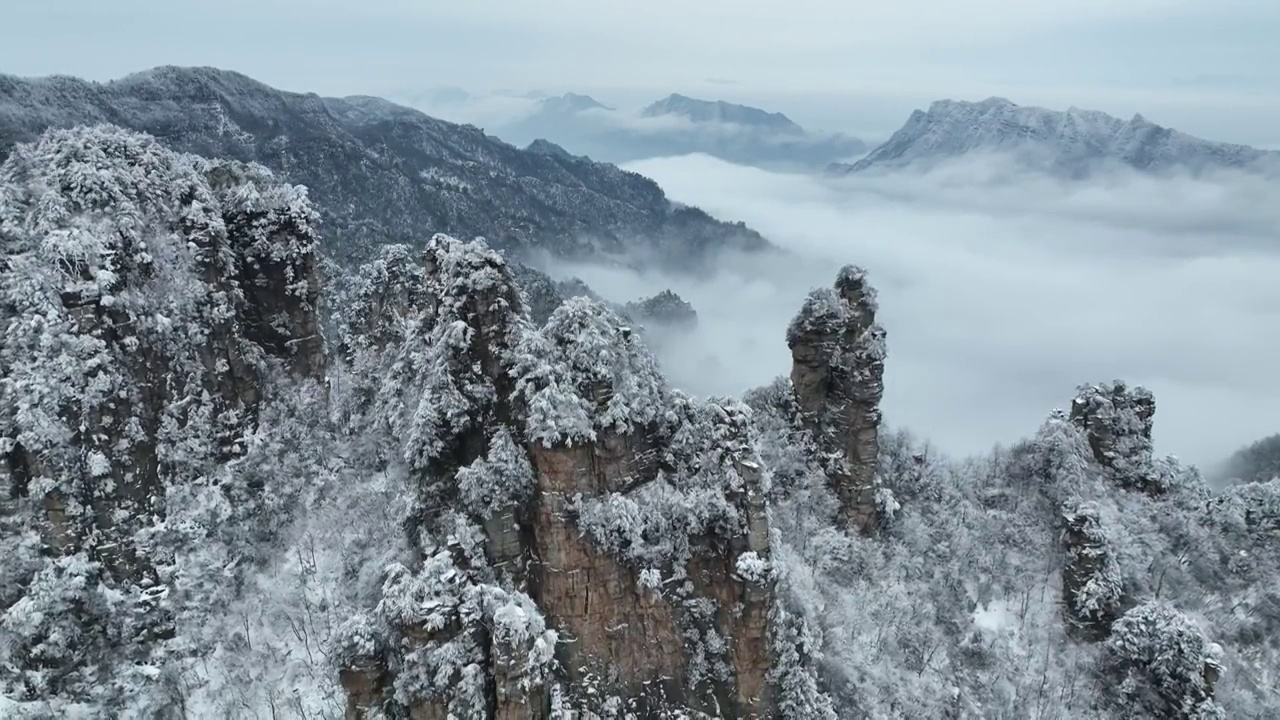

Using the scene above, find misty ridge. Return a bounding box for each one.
[400,87,870,172]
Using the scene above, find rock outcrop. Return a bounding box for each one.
[1070,381,1158,493]
[1044,383,1231,715]
[786,266,887,533]
[335,235,777,718]
[0,125,323,569]
[0,126,325,695]
[1060,501,1126,640]
[0,124,832,717]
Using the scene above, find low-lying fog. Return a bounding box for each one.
[555,154,1280,468]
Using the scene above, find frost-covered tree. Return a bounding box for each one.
[1104,601,1224,719]
[1217,434,1280,485]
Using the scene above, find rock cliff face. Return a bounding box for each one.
[335,235,777,717]
[1069,381,1158,493]
[785,266,887,533]
[0,125,323,567]
[0,125,794,714]
[0,125,326,695]
[1060,501,1126,640]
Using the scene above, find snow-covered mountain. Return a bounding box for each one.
[539,91,614,115]
[0,67,769,269]
[494,92,867,172]
[832,97,1279,177]
[3,119,1279,720]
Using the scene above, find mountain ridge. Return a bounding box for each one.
[538,92,614,114]
[832,96,1279,177]
[0,65,770,269]
[492,90,867,172]
[641,93,807,135]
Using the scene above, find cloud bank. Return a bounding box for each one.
[552,154,1280,469]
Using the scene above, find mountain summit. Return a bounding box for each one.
[641,94,806,135]
[536,92,614,115]
[833,96,1278,177]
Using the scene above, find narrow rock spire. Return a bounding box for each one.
[786,265,887,533]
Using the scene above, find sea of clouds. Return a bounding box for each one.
[552,153,1280,471]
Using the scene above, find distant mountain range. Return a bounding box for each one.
[490,92,867,172]
[832,97,1279,178]
[641,93,805,135]
[0,67,769,269]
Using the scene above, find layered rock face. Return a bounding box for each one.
[336,235,776,718]
[786,265,887,533]
[0,125,323,569]
[0,124,832,717]
[1069,381,1157,492]
[0,126,324,694]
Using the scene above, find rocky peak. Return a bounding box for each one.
[1,125,324,548]
[786,265,887,533]
[336,235,778,717]
[1069,380,1158,493]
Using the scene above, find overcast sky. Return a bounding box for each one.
[2,0,1278,143]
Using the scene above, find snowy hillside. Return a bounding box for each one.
[833,97,1279,177]
[1,124,1278,718]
